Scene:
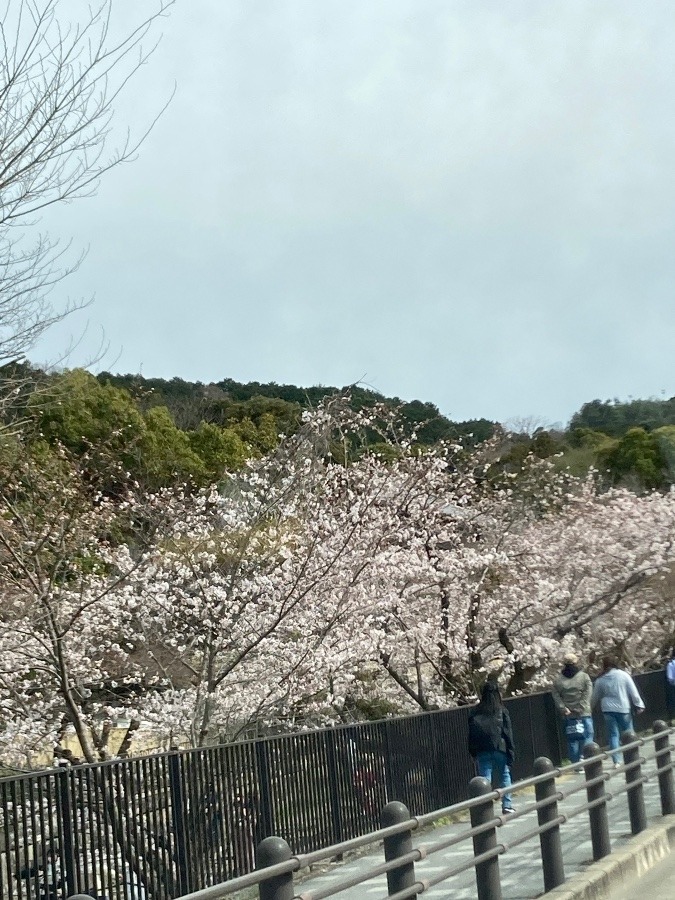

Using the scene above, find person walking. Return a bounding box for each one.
[552,652,594,769]
[591,655,645,766]
[468,680,516,814]
[666,650,675,724]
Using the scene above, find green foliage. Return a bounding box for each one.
[33,369,145,464]
[492,429,561,476]
[453,419,496,446]
[570,397,675,437]
[598,428,668,491]
[138,406,206,489]
[96,372,495,452]
[25,371,263,491]
[231,413,279,455]
[551,446,599,477]
[652,426,675,484]
[495,437,532,473]
[187,422,249,480]
[29,372,675,496]
[362,442,402,463]
[530,430,563,458]
[568,427,616,450]
[205,397,291,435]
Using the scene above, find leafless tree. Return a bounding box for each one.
[0,0,174,365]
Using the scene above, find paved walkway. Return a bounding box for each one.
[293,763,667,900]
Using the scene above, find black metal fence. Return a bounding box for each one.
[0,670,667,900]
[179,720,675,900]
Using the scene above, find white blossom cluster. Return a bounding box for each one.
[0,404,674,764]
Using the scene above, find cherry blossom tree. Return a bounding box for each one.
[0,437,167,766]
[2,400,675,767]
[361,464,675,706]
[115,401,476,745]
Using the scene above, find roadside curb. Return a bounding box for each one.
[545,814,675,900]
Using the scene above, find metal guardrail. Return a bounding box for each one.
[144,719,675,900]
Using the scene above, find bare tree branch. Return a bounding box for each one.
[0,0,174,366]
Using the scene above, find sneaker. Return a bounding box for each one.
[574,766,584,774]
[613,762,621,769]
[502,807,516,815]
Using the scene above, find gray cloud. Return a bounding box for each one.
[35,0,675,424]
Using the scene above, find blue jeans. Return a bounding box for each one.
[603,711,633,764]
[476,750,513,810]
[564,716,594,763]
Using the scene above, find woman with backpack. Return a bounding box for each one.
[468,680,516,814]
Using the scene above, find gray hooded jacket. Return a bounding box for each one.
[552,669,592,717]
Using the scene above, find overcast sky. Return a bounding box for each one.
[33,0,675,427]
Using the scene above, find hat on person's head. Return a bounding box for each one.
[563,652,579,665]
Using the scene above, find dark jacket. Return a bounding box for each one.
[468,707,515,764]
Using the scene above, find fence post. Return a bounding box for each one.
[653,720,675,816]
[469,776,503,900]
[582,743,611,860]
[256,836,295,900]
[324,729,345,848]
[382,721,396,801]
[533,757,565,891]
[255,741,275,839]
[168,751,190,895]
[621,731,647,834]
[56,766,78,898]
[381,800,418,897]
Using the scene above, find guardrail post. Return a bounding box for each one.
[469,776,503,900]
[533,757,565,891]
[381,800,418,897]
[653,720,675,815]
[582,742,611,860]
[621,731,647,834]
[256,836,294,900]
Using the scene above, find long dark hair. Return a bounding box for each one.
[476,680,503,716]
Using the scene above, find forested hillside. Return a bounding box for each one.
[94,371,675,494]
[495,397,675,493]
[97,370,496,446]
[13,363,675,494]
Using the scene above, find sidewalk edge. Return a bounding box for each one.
[545,814,675,900]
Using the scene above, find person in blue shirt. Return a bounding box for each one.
[591,655,645,766]
[666,649,675,724]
